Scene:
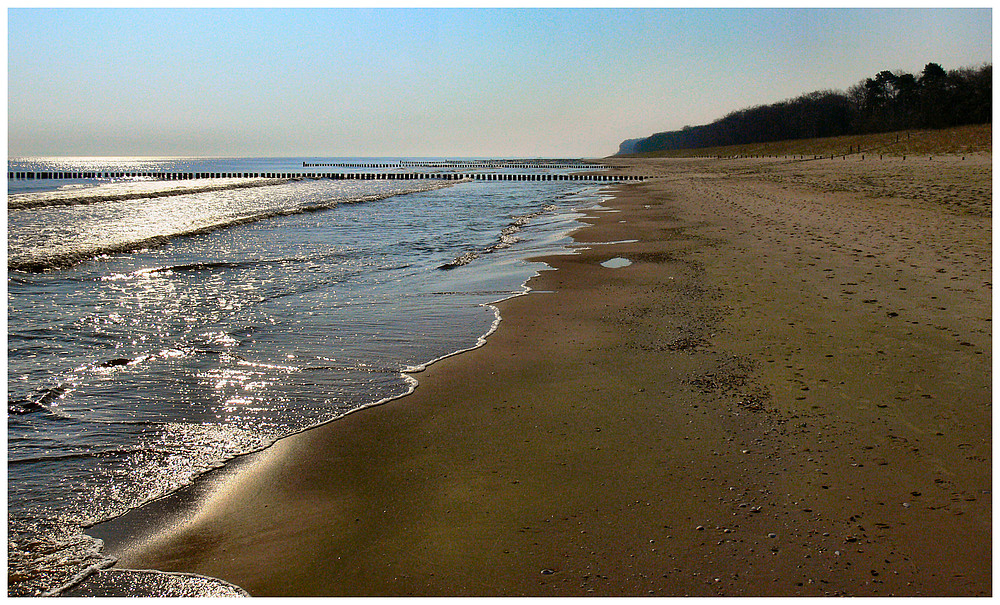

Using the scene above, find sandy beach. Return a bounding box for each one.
[90,153,991,596]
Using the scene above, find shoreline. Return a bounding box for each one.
[87,155,990,596]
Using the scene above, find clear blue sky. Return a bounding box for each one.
[7,7,992,158]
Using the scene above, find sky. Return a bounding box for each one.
[7,7,993,158]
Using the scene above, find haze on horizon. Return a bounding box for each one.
[7,7,992,159]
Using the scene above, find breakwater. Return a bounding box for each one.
[305,160,601,169]
[8,171,645,182]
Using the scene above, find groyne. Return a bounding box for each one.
[8,171,645,182]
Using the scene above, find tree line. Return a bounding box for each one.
[618,62,991,155]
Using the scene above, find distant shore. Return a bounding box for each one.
[91,152,991,596]
[619,123,992,159]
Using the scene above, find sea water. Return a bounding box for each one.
[7,157,608,596]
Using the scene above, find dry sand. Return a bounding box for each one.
[91,154,991,596]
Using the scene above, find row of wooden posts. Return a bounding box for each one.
[303,161,598,169]
[8,171,646,182]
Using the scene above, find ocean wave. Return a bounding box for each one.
[56,568,251,598]
[8,518,111,598]
[9,183,452,273]
[440,204,558,269]
[100,253,349,281]
[9,449,136,467]
[8,178,293,210]
[8,385,72,415]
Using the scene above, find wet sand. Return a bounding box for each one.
[93,154,991,596]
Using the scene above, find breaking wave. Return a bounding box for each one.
[8,178,293,210]
[9,181,452,272]
[440,204,558,269]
